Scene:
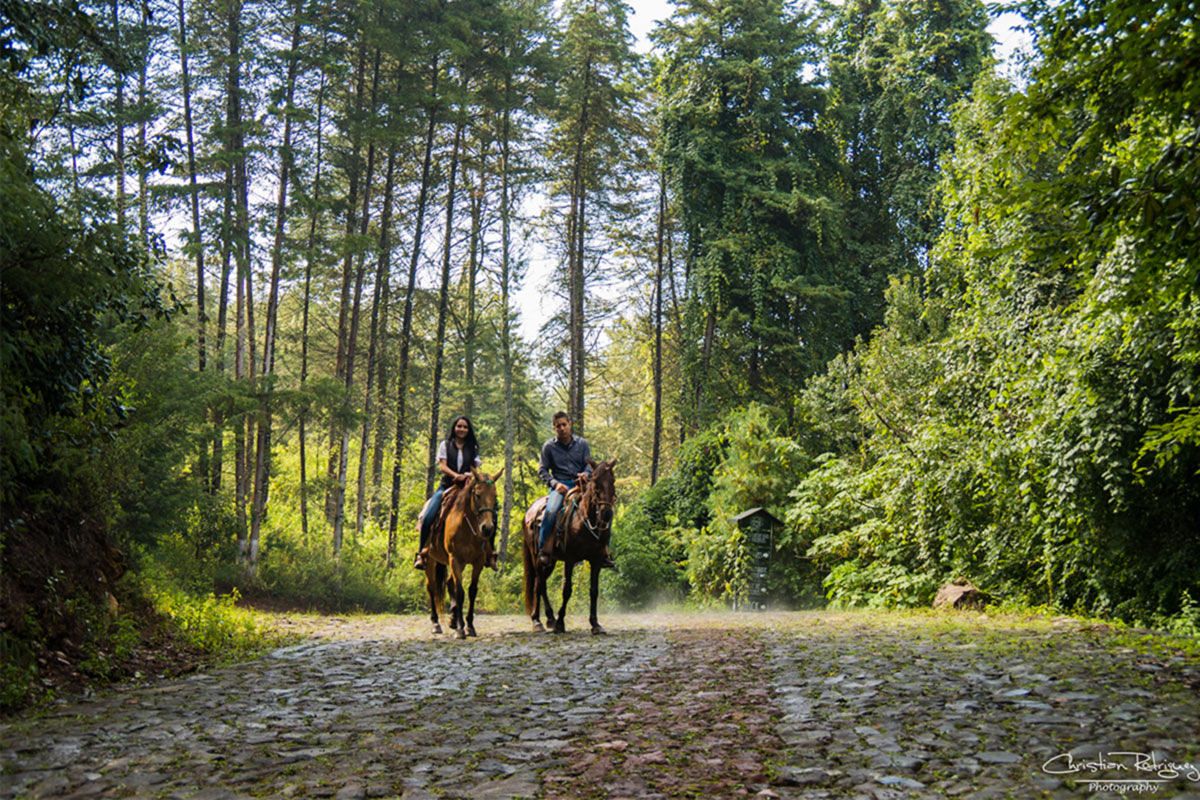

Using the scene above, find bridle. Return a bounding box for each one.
[463,476,497,541]
[579,478,614,541]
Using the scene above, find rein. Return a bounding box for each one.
[460,478,497,543]
[576,483,614,541]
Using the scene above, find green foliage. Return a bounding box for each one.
[0,627,42,711]
[655,0,849,423]
[784,0,1200,626]
[605,500,687,609]
[255,530,409,613]
[147,585,276,661]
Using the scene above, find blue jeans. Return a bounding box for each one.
[539,480,575,549]
[420,488,445,549]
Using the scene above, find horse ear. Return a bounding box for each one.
[491,466,506,482]
[608,457,618,468]
[471,466,481,480]
[587,457,597,469]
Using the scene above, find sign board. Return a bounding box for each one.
[733,507,782,610]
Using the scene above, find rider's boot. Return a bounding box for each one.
[598,546,617,570]
[413,547,428,570]
[538,535,554,566]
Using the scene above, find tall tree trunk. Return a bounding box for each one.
[369,270,390,512]
[298,65,328,542]
[651,169,665,485]
[178,0,207,482]
[425,118,464,497]
[111,0,126,229]
[249,12,302,571]
[572,182,586,432]
[668,217,686,444]
[387,57,439,567]
[356,134,399,536]
[326,38,369,528]
[497,80,515,567]
[136,0,149,244]
[332,46,382,554]
[228,0,252,560]
[695,306,716,429]
[463,143,487,418]
[566,57,591,432]
[67,94,80,209]
[211,164,234,493]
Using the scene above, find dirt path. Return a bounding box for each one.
[2,612,1198,799]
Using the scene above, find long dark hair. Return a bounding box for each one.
[445,415,479,452]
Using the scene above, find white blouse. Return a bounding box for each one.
[437,439,482,473]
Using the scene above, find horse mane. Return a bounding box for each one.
[452,475,476,512]
[581,460,613,505]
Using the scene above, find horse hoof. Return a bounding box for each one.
[553,623,565,634]
[432,624,442,635]
[591,625,607,636]
[466,626,477,637]
[532,621,545,632]
[456,627,467,640]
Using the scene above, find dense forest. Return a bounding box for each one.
[2,0,1198,709]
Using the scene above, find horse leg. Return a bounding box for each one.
[466,564,479,637]
[426,561,442,635]
[589,560,606,635]
[554,562,574,634]
[525,542,545,632]
[449,557,467,640]
[538,562,556,631]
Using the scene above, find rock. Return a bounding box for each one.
[877,775,926,789]
[933,580,988,610]
[471,773,540,799]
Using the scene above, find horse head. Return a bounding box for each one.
[468,466,505,541]
[584,457,618,531]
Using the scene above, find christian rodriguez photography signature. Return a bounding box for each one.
[1042,751,1200,793]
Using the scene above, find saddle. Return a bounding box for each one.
[525,487,583,552]
[419,484,464,544]
[438,484,462,528]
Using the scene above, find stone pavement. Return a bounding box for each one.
[2,612,1198,799]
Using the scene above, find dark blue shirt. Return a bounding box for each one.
[538,436,593,489]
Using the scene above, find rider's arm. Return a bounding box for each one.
[435,440,459,479]
[578,439,593,480]
[537,442,561,490]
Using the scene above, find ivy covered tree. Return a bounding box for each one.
[655,0,846,428]
[826,0,990,334]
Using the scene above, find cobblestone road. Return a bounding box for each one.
[2,612,1198,799]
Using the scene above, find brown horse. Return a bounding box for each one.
[522,458,617,634]
[423,467,503,639]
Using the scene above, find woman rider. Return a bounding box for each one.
[414,415,495,569]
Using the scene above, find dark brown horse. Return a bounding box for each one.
[522,458,617,634]
[423,467,502,638]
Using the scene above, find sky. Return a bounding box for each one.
[512,2,1034,343]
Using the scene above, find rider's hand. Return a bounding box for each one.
[576,472,588,483]
[454,473,468,485]
[556,482,569,495]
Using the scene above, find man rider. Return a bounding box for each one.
[537,411,616,569]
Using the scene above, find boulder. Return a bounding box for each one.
[933,580,988,610]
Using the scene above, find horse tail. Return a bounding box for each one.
[523,531,535,617]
